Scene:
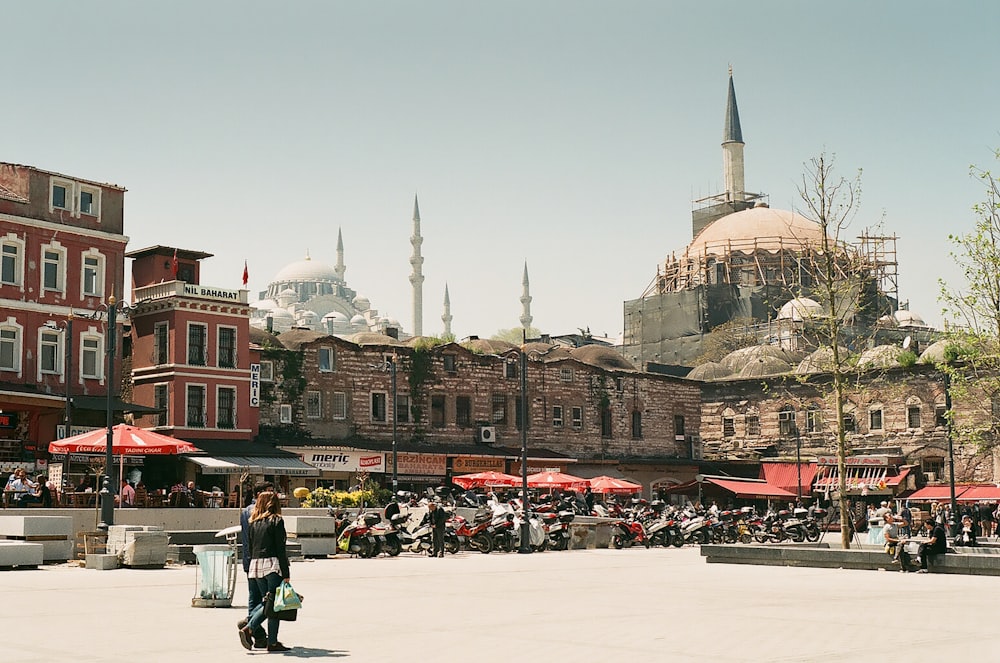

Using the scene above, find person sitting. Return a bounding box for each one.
[34,475,53,507]
[916,516,948,573]
[5,469,38,506]
[954,514,978,547]
[883,512,903,565]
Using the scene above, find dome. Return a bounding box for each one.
[569,345,635,371]
[686,361,732,381]
[348,332,404,347]
[686,207,828,258]
[250,298,278,312]
[274,256,339,282]
[858,345,902,369]
[353,295,371,311]
[778,297,824,321]
[323,311,348,322]
[738,356,792,378]
[894,310,927,328]
[350,314,367,326]
[721,345,801,372]
[463,338,516,355]
[919,339,951,364]
[795,346,849,374]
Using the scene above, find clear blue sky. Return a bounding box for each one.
[6,1,997,340]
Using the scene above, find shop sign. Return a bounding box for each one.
[286,448,385,473]
[816,455,890,467]
[510,462,567,475]
[249,363,261,407]
[56,425,101,439]
[453,456,505,473]
[397,453,446,476]
[0,412,18,428]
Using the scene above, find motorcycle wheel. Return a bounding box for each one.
[805,526,821,543]
[724,529,738,544]
[357,537,373,558]
[670,533,684,548]
[554,536,569,551]
[383,537,402,557]
[692,530,707,545]
[738,532,753,544]
[445,538,460,555]
[612,535,625,549]
[753,530,769,544]
[473,533,493,554]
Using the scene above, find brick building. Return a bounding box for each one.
[0,163,128,470]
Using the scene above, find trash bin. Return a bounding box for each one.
[191,544,236,608]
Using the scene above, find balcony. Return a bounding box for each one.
[134,280,248,305]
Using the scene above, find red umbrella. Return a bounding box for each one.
[452,471,521,489]
[589,475,642,495]
[526,471,589,490]
[49,424,199,456]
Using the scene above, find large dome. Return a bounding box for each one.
[686,206,828,258]
[274,256,340,282]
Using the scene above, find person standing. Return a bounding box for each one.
[898,502,913,538]
[118,479,135,507]
[428,501,447,558]
[237,482,272,650]
[238,491,292,652]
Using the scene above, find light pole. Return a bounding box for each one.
[516,350,531,554]
[373,357,398,493]
[99,295,131,530]
[46,312,74,496]
[944,371,957,525]
[794,424,802,503]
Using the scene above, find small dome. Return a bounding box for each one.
[463,338,517,355]
[686,207,828,258]
[858,345,902,369]
[353,295,371,311]
[918,339,951,364]
[274,256,339,282]
[738,356,792,378]
[894,310,927,328]
[250,299,278,312]
[778,297,823,321]
[350,314,367,326]
[795,346,849,374]
[569,345,635,371]
[323,311,348,321]
[348,332,404,347]
[686,361,732,380]
[268,308,294,321]
[721,345,800,372]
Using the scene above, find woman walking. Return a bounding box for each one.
[238,491,292,652]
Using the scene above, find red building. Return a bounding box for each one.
[127,246,258,444]
[0,163,128,470]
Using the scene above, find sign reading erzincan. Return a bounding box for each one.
[284,448,385,473]
[397,453,446,476]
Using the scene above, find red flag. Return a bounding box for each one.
[171,248,179,278]
[242,260,249,287]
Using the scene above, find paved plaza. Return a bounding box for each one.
[4,547,997,662]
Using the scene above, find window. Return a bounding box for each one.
[778,406,797,436]
[51,181,70,210]
[187,323,207,365]
[1,237,23,286]
[153,384,168,427]
[631,410,642,439]
[217,387,236,428]
[431,395,446,428]
[395,394,410,423]
[456,396,471,427]
[615,377,625,392]
[42,246,65,292]
[81,251,104,297]
[306,391,322,419]
[318,347,334,372]
[81,334,101,379]
[154,322,169,365]
[572,406,583,429]
[39,330,61,374]
[560,368,573,383]
[332,392,347,420]
[491,393,508,425]
[674,414,685,438]
[601,406,612,438]
[922,457,945,480]
[279,404,293,424]
[806,408,822,433]
[745,412,760,437]
[869,408,883,431]
[186,385,206,427]
[217,327,236,368]
[553,405,564,428]
[260,360,273,382]
[371,392,387,422]
[722,416,735,438]
[505,360,518,379]
[79,185,100,217]
[443,355,456,373]
[907,405,922,430]
[935,404,948,429]
[843,413,857,433]
[0,325,20,372]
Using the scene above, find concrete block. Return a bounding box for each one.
[285,516,338,536]
[0,515,72,538]
[85,553,119,570]
[39,539,74,562]
[0,541,44,567]
[297,538,338,556]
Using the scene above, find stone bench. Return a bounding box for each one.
[285,516,338,557]
[0,515,73,562]
[0,541,44,568]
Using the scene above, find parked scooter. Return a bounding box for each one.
[337,510,383,558]
[610,516,650,549]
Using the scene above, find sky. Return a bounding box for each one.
[5,1,999,341]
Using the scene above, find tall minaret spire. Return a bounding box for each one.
[519,261,533,332]
[722,65,746,203]
[409,194,424,336]
[334,227,346,283]
[441,283,453,338]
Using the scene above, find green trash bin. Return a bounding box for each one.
[191,544,236,607]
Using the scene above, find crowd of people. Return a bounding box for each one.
[3,469,54,507]
[871,499,991,573]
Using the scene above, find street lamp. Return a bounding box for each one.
[944,371,958,524]
[507,350,532,555]
[373,357,398,493]
[45,312,74,494]
[99,294,132,530]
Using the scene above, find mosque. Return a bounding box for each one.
[622,71,932,368]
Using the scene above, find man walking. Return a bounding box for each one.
[428,500,447,558]
[238,482,273,648]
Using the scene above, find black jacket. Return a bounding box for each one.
[248,516,290,579]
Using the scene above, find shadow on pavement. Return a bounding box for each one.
[276,647,349,658]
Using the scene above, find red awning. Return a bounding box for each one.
[956,485,1000,502]
[759,462,817,496]
[907,485,970,501]
[704,477,797,499]
[885,467,911,487]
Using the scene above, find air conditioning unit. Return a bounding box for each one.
[924,472,937,482]
[478,426,497,444]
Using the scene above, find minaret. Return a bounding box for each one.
[409,194,424,336]
[722,65,746,203]
[441,284,453,338]
[519,261,533,332]
[334,228,346,283]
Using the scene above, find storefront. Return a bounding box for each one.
[812,454,913,502]
[283,447,385,491]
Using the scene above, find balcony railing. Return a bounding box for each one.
[134,280,248,305]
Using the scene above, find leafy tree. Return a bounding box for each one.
[492,326,541,345]
[695,317,759,364]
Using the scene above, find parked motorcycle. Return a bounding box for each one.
[337,511,383,558]
[610,516,650,549]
